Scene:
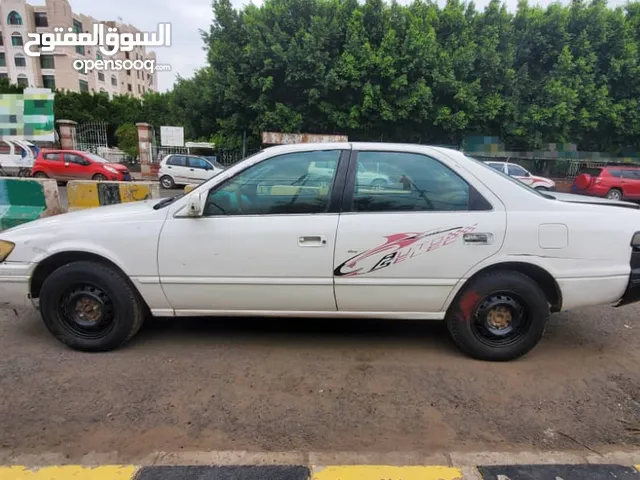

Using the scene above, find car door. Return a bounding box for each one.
[333,147,507,314]
[62,153,91,180]
[157,147,349,313]
[187,156,215,183]
[621,170,640,198]
[165,155,191,184]
[40,152,62,178]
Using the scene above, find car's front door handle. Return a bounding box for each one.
[463,232,493,245]
[298,235,327,247]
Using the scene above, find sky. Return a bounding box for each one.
[44,0,630,91]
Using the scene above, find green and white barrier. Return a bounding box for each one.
[0,177,63,231]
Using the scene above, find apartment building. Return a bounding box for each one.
[0,0,159,97]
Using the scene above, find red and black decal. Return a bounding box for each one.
[334,224,478,277]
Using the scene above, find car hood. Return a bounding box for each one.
[546,191,640,209]
[105,163,128,171]
[0,199,162,239]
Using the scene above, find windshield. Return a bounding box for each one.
[465,156,553,199]
[85,153,110,163]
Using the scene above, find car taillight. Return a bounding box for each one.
[595,177,602,184]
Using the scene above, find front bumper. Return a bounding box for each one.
[0,262,34,309]
[616,245,640,307]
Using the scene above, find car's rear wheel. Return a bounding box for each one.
[93,173,107,181]
[607,188,623,201]
[39,261,145,352]
[534,186,549,191]
[160,175,175,189]
[33,172,48,178]
[446,271,549,361]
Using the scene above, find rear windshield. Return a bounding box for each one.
[579,167,603,176]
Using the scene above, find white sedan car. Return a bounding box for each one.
[1,143,639,361]
[158,154,225,189]
[485,161,556,191]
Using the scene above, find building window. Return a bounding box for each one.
[42,75,55,89]
[111,75,117,86]
[127,83,132,92]
[14,55,26,67]
[0,53,5,68]
[39,55,54,69]
[73,20,84,55]
[16,75,28,87]
[0,73,7,79]
[34,12,48,27]
[98,71,104,82]
[79,79,89,92]
[7,11,23,25]
[96,53,102,61]
[0,34,3,46]
[11,34,23,47]
[137,84,141,93]
[126,69,131,76]
[125,52,130,60]
[136,70,139,78]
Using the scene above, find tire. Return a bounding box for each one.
[607,188,623,201]
[446,270,549,361]
[39,261,145,352]
[160,175,175,189]
[93,174,107,181]
[534,186,549,191]
[33,172,48,178]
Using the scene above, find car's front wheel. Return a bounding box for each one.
[446,270,549,361]
[534,186,549,191]
[160,175,175,189]
[39,261,146,352]
[607,188,623,201]
[33,172,48,178]
[93,173,107,181]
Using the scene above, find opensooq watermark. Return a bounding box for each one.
[23,23,172,74]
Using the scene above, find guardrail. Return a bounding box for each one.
[0,177,63,231]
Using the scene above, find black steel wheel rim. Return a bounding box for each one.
[470,292,531,347]
[58,284,115,339]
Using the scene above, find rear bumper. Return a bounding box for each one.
[616,245,640,307]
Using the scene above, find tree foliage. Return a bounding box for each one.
[3,0,640,152]
[115,122,139,158]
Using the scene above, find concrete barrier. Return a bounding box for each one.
[0,177,64,231]
[67,180,160,210]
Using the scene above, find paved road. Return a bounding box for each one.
[57,185,182,210]
[1,303,640,462]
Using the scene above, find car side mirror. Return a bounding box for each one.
[186,193,203,217]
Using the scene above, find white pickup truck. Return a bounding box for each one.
[0,139,37,176]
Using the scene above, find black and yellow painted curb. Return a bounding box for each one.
[1,464,640,479]
[66,180,160,210]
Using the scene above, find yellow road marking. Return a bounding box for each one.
[0,466,137,479]
[312,465,463,480]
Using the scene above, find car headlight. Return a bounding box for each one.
[0,240,15,262]
[104,166,118,174]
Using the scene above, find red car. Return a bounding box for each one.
[572,165,640,201]
[32,150,132,182]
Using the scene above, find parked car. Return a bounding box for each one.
[1,143,640,361]
[309,160,391,188]
[0,139,37,176]
[571,165,640,201]
[158,154,225,189]
[32,150,132,182]
[485,161,556,191]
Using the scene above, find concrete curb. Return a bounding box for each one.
[66,180,160,210]
[1,451,640,479]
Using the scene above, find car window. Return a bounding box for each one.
[188,157,211,169]
[487,163,504,171]
[621,169,640,179]
[43,152,60,161]
[64,153,87,165]
[203,150,341,216]
[466,155,551,199]
[85,153,109,163]
[167,155,187,166]
[507,164,528,176]
[351,151,472,212]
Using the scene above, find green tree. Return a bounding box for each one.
[115,123,139,158]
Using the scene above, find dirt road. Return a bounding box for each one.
[1,304,639,461]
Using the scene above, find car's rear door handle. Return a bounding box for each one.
[298,235,327,247]
[463,232,493,245]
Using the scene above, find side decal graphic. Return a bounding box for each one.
[334,224,478,277]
